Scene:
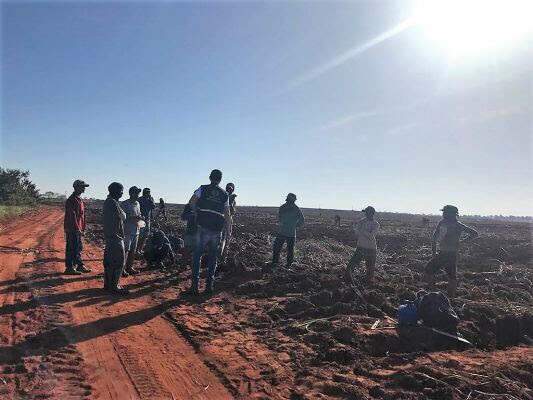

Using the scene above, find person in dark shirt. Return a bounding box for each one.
[144,228,176,269]
[271,193,305,268]
[138,188,156,253]
[158,198,167,221]
[103,182,129,295]
[424,205,479,297]
[64,179,91,275]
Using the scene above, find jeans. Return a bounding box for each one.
[272,235,295,266]
[65,231,83,270]
[192,227,222,290]
[124,233,139,270]
[103,237,125,289]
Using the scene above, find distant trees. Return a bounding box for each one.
[0,168,40,205]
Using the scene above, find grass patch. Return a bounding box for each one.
[0,204,32,221]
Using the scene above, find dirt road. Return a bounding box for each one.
[0,207,233,400]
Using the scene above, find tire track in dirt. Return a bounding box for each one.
[0,207,234,399]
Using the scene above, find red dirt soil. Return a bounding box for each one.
[1,206,532,400]
[0,207,232,399]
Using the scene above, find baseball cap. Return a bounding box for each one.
[441,205,459,215]
[73,179,89,188]
[286,193,297,202]
[108,182,123,193]
[362,206,376,214]
[129,186,142,195]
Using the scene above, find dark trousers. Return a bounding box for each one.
[272,235,295,266]
[103,238,125,289]
[65,231,83,270]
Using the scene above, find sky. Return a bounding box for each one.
[1,0,532,215]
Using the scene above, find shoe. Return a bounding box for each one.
[184,287,200,296]
[125,268,139,275]
[77,265,92,273]
[110,286,130,295]
[64,269,82,275]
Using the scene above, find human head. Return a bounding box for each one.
[142,188,151,197]
[108,182,124,200]
[209,169,222,185]
[441,205,459,220]
[129,186,142,200]
[362,206,376,219]
[226,182,235,194]
[159,198,164,203]
[286,193,297,203]
[73,179,89,195]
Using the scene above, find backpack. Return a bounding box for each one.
[417,291,459,332]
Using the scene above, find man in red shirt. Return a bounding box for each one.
[64,179,91,275]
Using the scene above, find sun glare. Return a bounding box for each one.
[414,0,533,58]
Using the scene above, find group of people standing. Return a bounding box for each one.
[64,171,479,298]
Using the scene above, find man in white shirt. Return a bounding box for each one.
[346,206,380,284]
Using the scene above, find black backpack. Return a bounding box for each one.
[417,292,459,332]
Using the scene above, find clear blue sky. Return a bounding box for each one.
[2,1,532,215]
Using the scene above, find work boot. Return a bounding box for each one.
[184,286,200,296]
[77,264,92,273]
[64,268,82,276]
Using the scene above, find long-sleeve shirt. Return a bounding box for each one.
[139,195,156,220]
[103,197,126,240]
[121,199,142,236]
[278,203,304,238]
[354,218,379,250]
[64,193,85,232]
[433,219,478,253]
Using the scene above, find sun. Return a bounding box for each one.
[413,0,532,58]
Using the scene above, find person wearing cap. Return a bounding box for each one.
[138,187,156,254]
[345,206,380,284]
[121,186,143,276]
[187,169,231,295]
[103,182,129,295]
[424,205,479,297]
[220,182,237,260]
[271,193,305,268]
[64,180,91,275]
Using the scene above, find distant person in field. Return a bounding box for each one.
[138,187,156,254]
[334,214,341,227]
[425,205,479,298]
[121,186,143,276]
[271,193,305,268]
[187,169,231,295]
[102,182,129,295]
[345,206,379,284]
[220,182,237,260]
[64,179,91,275]
[158,198,167,221]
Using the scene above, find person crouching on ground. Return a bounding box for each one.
[424,205,478,298]
[64,179,92,275]
[345,206,379,285]
[271,193,305,268]
[121,186,143,276]
[144,228,176,269]
[103,182,129,295]
[187,169,230,295]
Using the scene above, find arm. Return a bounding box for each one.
[296,209,305,227]
[431,222,441,256]
[460,223,479,242]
